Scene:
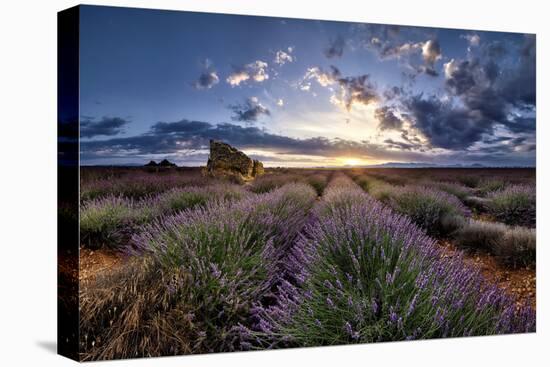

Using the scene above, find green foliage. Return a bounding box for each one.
[306,174,328,196]
[456,175,481,188]
[80,197,153,248]
[454,219,536,266]
[386,186,470,236]
[80,184,317,360]
[487,185,536,227]
[433,182,472,201]
[80,185,246,249]
[478,180,506,196]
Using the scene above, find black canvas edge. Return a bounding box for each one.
[58,5,81,362]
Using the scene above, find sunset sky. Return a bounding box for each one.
[78,5,536,167]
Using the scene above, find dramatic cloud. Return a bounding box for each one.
[440,35,535,138]
[443,59,477,95]
[274,47,294,65]
[333,74,379,111]
[226,60,269,86]
[421,40,441,66]
[499,35,536,107]
[80,118,534,167]
[324,36,345,58]
[193,71,219,89]
[383,86,403,100]
[303,66,379,111]
[462,34,481,47]
[375,106,404,131]
[229,97,271,122]
[421,39,442,75]
[374,39,441,76]
[303,66,338,87]
[302,66,340,86]
[80,16,535,167]
[375,35,536,151]
[404,94,494,150]
[80,118,425,162]
[384,138,416,151]
[149,120,212,135]
[375,40,422,60]
[80,116,129,138]
[355,25,442,77]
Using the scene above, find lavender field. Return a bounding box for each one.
[76,167,536,360]
[55,7,538,362]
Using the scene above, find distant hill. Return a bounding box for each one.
[360,162,535,168]
[361,162,482,168]
[356,162,443,168]
[366,162,440,168]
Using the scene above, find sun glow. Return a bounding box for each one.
[340,157,363,166]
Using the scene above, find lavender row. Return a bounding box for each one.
[80,184,247,249]
[250,172,330,196]
[352,170,535,228]
[79,183,317,360]
[80,169,210,201]
[350,173,535,264]
[350,174,470,237]
[453,218,536,266]
[245,176,534,349]
[486,184,535,227]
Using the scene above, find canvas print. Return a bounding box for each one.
[58,5,536,361]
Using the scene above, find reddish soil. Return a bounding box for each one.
[439,241,536,309]
[79,248,124,283]
[472,212,496,222]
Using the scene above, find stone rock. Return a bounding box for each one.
[206,140,264,181]
[144,159,177,167]
[144,160,158,167]
[158,159,177,167]
[252,160,264,176]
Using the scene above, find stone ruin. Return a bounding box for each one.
[144,159,177,167]
[205,140,264,181]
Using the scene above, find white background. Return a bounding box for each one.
[0,0,547,365]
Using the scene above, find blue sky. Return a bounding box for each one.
[78,5,536,167]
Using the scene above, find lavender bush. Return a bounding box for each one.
[306,173,329,196]
[487,185,536,227]
[246,182,534,348]
[80,196,155,248]
[349,175,469,236]
[454,219,536,266]
[80,183,316,359]
[81,170,210,201]
[431,181,472,201]
[382,185,470,236]
[155,184,246,214]
[477,179,507,197]
[456,175,481,188]
[353,174,372,192]
[353,174,394,201]
[249,173,304,194]
[463,196,491,212]
[80,184,246,249]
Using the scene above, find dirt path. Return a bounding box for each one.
[79,248,124,283]
[439,241,535,309]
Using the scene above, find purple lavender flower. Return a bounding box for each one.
[371,300,379,315]
[344,322,353,336]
